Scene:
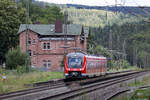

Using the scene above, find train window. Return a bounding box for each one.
[105,62,106,66]
[96,63,98,68]
[67,57,83,68]
[102,63,104,66]
[100,62,102,67]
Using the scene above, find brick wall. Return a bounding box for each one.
[19,30,87,71]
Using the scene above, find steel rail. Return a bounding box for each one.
[0,70,145,100]
[40,71,148,100]
[0,82,66,99]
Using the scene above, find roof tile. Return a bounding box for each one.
[18,24,85,36]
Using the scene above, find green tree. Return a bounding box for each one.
[19,0,64,24]
[5,47,30,69]
[128,31,150,68]
[94,45,112,57]
[0,0,26,64]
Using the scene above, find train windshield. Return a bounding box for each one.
[67,57,83,68]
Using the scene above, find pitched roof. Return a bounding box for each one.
[18,24,84,36]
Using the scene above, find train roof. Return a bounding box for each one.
[66,52,107,59]
[66,52,85,57]
[85,55,106,59]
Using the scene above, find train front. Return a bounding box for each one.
[65,52,86,78]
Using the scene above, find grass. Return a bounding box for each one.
[0,66,142,94]
[112,95,129,100]
[127,71,150,100]
[0,71,64,94]
[109,66,141,73]
[128,75,150,87]
[114,87,150,100]
[130,88,150,100]
[113,72,150,100]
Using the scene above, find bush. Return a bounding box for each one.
[111,59,131,69]
[120,59,130,68]
[5,47,30,70]
[16,65,26,74]
[94,45,112,57]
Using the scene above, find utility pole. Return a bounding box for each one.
[117,35,120,51]
[60,11,70,55]
[122,39,126,68]
[109,28,112,50]
[25,0,29,72]
[59,11,70,72]
[115,0,117,13]
[133,46,137,66]
[106,6,112,67]
[105,6,113,50]
[64,11,69,54]
[122,39,126,60]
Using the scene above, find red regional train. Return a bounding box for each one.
[65,52,107,78]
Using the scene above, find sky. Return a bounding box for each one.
[37,0,150,7]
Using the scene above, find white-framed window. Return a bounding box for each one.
[47,60,51,67]
[47,43,50,50]
[33,51,35,56]
[43,60,47,68]
[43,43,47,50]
[43,42,51,50]
[33,39,35,44]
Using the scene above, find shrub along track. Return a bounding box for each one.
[0,70,147,100]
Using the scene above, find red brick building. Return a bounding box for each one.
[18,23,89,71]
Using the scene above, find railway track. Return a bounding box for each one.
[0,80,66,100]
[39,70,149,100]
[32,78,65,87]
[0,70,148,100]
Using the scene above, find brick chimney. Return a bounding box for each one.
[55,20,63,33]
